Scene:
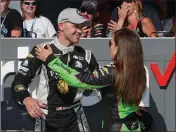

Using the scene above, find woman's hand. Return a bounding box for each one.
[118,2,129,22]
[108,20,121,33]
[35,45,53,62]
[136,106,147,116]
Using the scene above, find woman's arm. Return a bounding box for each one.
[46,54,113,89]
[35,45,114,89]
[141,17,158,37]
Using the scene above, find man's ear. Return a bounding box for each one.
[58,23,64,31]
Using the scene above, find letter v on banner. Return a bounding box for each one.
[150,52,176,88]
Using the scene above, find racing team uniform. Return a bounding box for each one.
[11,37,99,132]
[44,55,145,132]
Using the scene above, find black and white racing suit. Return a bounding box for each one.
[11,37,99,132]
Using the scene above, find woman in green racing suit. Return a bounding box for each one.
[35,28,149,132]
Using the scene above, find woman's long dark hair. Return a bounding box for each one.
[113,28,146,106]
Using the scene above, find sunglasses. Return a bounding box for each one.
[80,7,95,15]
[109,40,112,47]
[23,1,37,6]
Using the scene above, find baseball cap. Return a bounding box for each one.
[80,0,99,13]
[57,8,92,27]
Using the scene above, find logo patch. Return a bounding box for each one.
[73,55,79,59]
[57,80,69,94]
[19,66,29,72]
[79,56,84,61]
[22,59,29,67]
[103,67,109,74]
[75,61,82,68]
[27,54,34,58]
[93,71,99,78]
[14,85,25,92]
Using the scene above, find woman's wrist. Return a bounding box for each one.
[45,54,55,64]
[117,20,124,29]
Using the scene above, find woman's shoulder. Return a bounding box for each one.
[140,17,153,25]
[38,16,51,21]
[36,16,52,26]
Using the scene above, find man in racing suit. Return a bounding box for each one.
[11,8,99,132]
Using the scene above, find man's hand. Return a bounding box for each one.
[94,23,104,37]
[35,45,53,62]
[23,97,46,118]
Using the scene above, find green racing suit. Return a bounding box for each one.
[45,54,141,132]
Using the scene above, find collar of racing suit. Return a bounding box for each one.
[53,37,76,55]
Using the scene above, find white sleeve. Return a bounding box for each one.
[41,16,56,38]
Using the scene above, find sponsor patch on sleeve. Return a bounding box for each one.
[27,54,34,58]
[14,84,26,92]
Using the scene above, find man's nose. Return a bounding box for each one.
[28,5,33,8]
[81,11,88,15]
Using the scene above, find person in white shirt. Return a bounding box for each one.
[20,0,56,38]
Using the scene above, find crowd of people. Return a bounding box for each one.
[1,0,175,132]
[1,0,176,38]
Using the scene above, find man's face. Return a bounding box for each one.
[61,22,83,44]
[21,0,37,15]
[1,0,9,13]
[80,7,95,21]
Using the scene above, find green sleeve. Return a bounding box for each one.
[46,54,110,89]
